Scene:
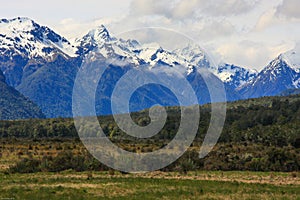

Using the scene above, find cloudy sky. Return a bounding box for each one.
[1,0,300,70]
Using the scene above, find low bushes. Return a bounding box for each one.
[9,150,109,173]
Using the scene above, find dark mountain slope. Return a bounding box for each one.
[0,69,44,119]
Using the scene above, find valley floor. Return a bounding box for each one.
[0,171,299,200]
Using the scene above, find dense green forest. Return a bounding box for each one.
[1,94,300,172]
[1,94,299,147]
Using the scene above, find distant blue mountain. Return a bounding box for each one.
[238,53,300,98]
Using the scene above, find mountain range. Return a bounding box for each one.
[0,17,300,119]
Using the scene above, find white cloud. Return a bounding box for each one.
[255,9,278,31]
[216,40,293,69]
[196,20,236,41]
[254,0,300,31]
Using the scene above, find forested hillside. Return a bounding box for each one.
[1,94,299,147]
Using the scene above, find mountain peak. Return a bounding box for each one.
[174,43,204,57]
[1,17,33,24]
[75,24,116,56]
[265,54,289,71]
[0,17,38,33]
[87,24,111,42]
[97,24,108,32]
[173,43,212,71]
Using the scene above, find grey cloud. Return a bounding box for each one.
[276,0,300,19]
[197,20,236,40]
[129,0,174,17]
[129,0,258,19]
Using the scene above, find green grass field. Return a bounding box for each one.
[0,171,299,200]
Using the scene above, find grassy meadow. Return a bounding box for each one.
[0,171,299,200]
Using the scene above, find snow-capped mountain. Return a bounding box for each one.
[217,63,257,89]
[173,44,212,71]
[0,17,77,87]
[76,25,200,72]
[0,17,76,59]
[280,45,300,88]
[0,17,80,117]
[75,25,118,57]
[238,53,300,98]
[75,25,255,87]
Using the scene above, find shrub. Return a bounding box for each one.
[9,157,41,173]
